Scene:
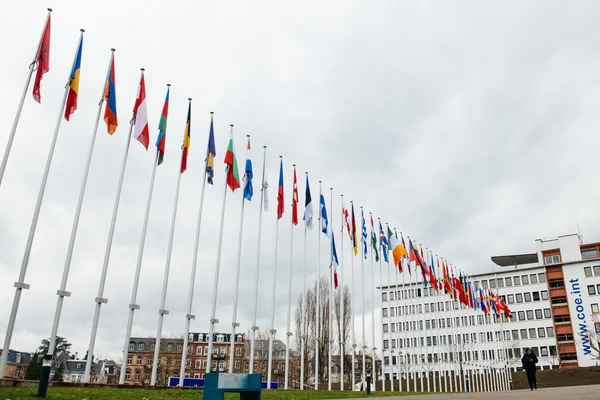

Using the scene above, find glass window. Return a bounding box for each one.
[547,327,555,337]
[520,329,528,339]
[530,274,538,284]
[383,308,388,316]
[535,309,543,319]
[584,267,593,277]
[541,290,549,300]
[526,310,534,320]
[481,280,488,289]
[522,275,529,285]
[549,345,557,356]
[582,249,598,260]
[532,291,540,301]
[382,292,388,301]
[516,293,523,303]
[497,278,505,288]
[524,293,532,302]
[540,347,549,357]
[489,279,496,288]
[518,311,526,321]
[514,276,521,286]
[595,266,600,276]
[538,327,546,337]
[529,328,537,338]
[511,330,519,340]
[505,277,513,286]
[588,285,597,295]
[507,294,515,304]
[538,273,546,282]
[544,308,551,318]
[591,303,599,314]
[383,324,388,332]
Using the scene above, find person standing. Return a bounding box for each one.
[521,348,538,390]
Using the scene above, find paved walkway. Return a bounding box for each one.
[346,385,600,400]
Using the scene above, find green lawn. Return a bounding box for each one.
[0,387,421,400]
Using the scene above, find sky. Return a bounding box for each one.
[2,0,600,363]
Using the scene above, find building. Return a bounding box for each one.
[243,339,286,386]
[0,349,31,379]
[124,333,245,385]
[379,232,600,383]
[65,358,120,384]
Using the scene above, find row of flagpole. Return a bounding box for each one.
[0,10,515,393]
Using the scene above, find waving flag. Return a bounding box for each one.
[32,12,51,103]
[361,209,368,259]
[64,33,82,120]
[319,182,329,236]
[242,137,253,200]
[370,215,379,262]
[379,221,388,263]
[224,132,240,191]
[277,159,284,219]
[104,51,118,134]
[331,231,339,288]
[351,203,358,255]
[206,115,216,184]
[342,202,351,238]
[303,174,314,229]
[155,86,169,165]
[180,101,191,173]
[132,71,149,149]
[292,166,298,225]
[389,229,407,271]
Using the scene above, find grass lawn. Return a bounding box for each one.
[0,387,421,400]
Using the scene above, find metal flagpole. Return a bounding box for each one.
[400,254,407,393]
[369,213,377,391]
[249,146,267,374]
[0,28,81,376]
[315,181,322,390]
[228,135,250,372]
[38,30,89,390]
[328,187,333,391]
[179,112,212,383]
[350,202,356,391]
[339,195,345,391]
[300,172,310,389]
[150,99,191,385]
[0,8,52,189]
[360,208,366,389]
[422,250,429,392]
[392,240,401,392]
[384,228,394,393]
[284,164,297,390]
[206,124,235,374]
[377,223,385,392]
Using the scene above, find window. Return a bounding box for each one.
[595,266,600,276]
[383,308,388,317]
[520,329,528,339]
[383,340,389,349]
[538,328,546,337]
[538,273,546,282]
[522,275,530,285]
[507,294,515,304]
[489,279,496,288]
[390,308,395,316]
[127,357,132,365]
[167,343,174,351]
[382,292,387,301]
[592,303,599,314]
[529,328,537,338]
[134,372,140,380]
[544,253,561,265]
[588,285,597,295]
[516,293,523,303]
[383,324,388,333]
[235,361,240,370]
[532,292,540,301]
[129,343,135,351]
[524,293,532,302]
[497,278,505,287]
[505,277,513,286]
[535,309,543,319]
[585,267,593,277]
[481,280,488,289]
[526,310,534,320]
[582,247,599,260]
[541,290,549,300]
[549,346,557,356]
[195,360,201,369]
[547,327,555,337]
[512,330,519,340]
[514,276,521,286]
[518,311,525,321]
[197,347,203,355]
[219,361,225,370]
[136,357,142,365]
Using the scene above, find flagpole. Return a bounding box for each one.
[178,112,212,383]
[267,156,283,389]
[339,195,345,392]
[378,238,385,393]
[300,172,309,390]
[228,134,250,372]
[249,146,267,375]
[368,213,378,391]
[315,181,322,391]
[360,207,366,389]
[385,234,394,393]
[328,187,333,391]
[392,233,401,392]
[206,124,234,375]
[0,8,52,189]
[37,29,87,383]
[284,164,296,390]
[349,202,356,391]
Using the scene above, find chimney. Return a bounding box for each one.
[75,352,79,360]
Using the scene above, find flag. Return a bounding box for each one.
[103,52,118,134]
[292,167,298,225]
[32,12,51,103]
[303,174,314,229]
[206,115,216,184]
[224,133,240,191]
[180,102,191,173]
[361,209,368,259]
[155,87,169,165]
[277,159,284,219]
[132,71,149,149]
[389,229,408,271]
[64,34,82,121]
[409,239,427,278]
[319,183,329,236]
[370,215,379,262]
[342,203,352,239]
[379,221,388,263]
[331,231,339,289]
[242,137,253,200]
[263,162,269,211]
[351,203,358,255]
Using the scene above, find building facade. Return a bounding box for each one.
[0,349,31,379]
[243,339,286,386]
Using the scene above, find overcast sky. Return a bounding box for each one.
[2,0,600,362]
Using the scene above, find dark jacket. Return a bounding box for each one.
[522,353,538,371]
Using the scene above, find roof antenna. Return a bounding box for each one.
[576,210,582,243]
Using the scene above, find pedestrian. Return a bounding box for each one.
[521,348,538,390]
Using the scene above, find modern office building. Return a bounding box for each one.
[380,232,600,386]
